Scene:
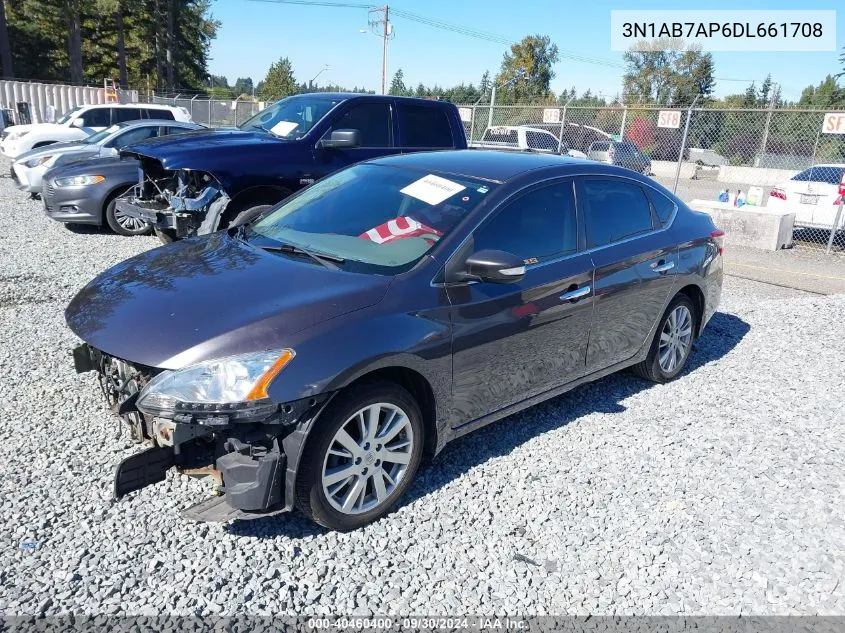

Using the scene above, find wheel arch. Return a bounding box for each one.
[675,283,705,337]
[336,366,438,460]
[100,182,136,222]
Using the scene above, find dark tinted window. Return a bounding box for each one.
[582,178,654,247]
[106,125,158,148]
[328,102,391,147]
[79,107,111,128]
[590,141,609,152]
[647,188,677,227]
[525,130,557,151]
[615,142,638,155]
[113,108,143,123]
[474,181,577,264]
[400,104,453,147]
[791,166,844,185]
[144,108,175,120]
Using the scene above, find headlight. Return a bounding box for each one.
[54,175,105,187]
[7,130,29,140]
[24,155,53,168]
[137,349,295,420]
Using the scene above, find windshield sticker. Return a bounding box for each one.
[400,174,466,206]
[360,216,443,245]
[270,120,299,136]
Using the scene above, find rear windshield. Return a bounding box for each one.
[247,163,497,274]
[791,166,844,185]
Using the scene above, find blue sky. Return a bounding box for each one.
[207,0,844,102]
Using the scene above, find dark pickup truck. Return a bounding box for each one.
[117,93,468,241]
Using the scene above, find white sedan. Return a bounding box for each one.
[768,164,845,229]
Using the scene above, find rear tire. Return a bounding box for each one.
[105,197,152,236]
[295,381,424,531]
[633,294,697,383]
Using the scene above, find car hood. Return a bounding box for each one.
[121,128,292,170]
[45,155,138,180]
[65,232,391,369]
[15,141,89,163]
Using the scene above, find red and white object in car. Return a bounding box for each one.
[768,164,845,229]
[360,216,443,245]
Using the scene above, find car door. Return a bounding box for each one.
[395,103,457,152]
[577,177,679,373]
[313,99,399,180]
[446,179,594,424]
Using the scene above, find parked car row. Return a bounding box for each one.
[3,94,724,531]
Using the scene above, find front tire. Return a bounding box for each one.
[295,381,424,531]
[105,198,152,236]
[633,294,697,383]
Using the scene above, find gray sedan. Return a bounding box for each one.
[12,120,203,194]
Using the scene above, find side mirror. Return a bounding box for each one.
[70,118,85,129]
[461,249,525,284]
[320,129,361,149]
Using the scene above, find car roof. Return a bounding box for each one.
[282,92,454,107]
[80,103,181,109]
[369,150,589,183]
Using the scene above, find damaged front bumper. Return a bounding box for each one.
[116,159,231,240]
[73,343,329,521]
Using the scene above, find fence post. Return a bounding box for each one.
[558,95,574,153]
[190,94,198,121]
[209,98,212,126]
[827,201,844,254]
[486,84,496,130]
[619,105,627,138]
[234,95,242,126]
[469,106,476,143]
[673,96,699,194]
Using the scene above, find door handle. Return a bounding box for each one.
[651,260,675,273]
[560,285,591,302]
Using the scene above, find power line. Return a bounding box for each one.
[243,0,772,83]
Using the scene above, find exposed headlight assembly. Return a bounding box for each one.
[137,349,295,421]
[24,155,53,168]
[55,175,105,187]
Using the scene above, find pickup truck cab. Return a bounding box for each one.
[473,125,587,159]
[117,93,468,241]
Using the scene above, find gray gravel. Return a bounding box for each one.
[1,159,844,617]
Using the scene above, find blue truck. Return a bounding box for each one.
[117,93,468,242]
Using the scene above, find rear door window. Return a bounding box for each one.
[145,108,175,121]
[646,188,678,227]
[112,108,143,123]
[399,104,453,148]
[580,178,655,248]
[525,130,558,152]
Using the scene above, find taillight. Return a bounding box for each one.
[770,188,787,201]
[711,229,725,256]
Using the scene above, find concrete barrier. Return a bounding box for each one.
[717,166,798,187]
[651,160,697,180]
[689,199,795,251]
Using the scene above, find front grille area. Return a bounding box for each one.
[43,181,55,212]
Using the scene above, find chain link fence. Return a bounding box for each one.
[150,94,262,128]
[459,103,845,254]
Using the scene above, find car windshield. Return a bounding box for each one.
[246,163,497,274]
[56,106,83,125]
[238,95,345,139]
[82,124,120,145]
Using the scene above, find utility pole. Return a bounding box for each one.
[368,5,391,95]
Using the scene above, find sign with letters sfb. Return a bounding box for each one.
[657,110,682,129]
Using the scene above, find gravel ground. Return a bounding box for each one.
[0,159,844,617]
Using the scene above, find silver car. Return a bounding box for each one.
[11,120,204,194]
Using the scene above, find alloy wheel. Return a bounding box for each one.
[321,403,414,515]
[113,207,147,232]
[658,305,693,374]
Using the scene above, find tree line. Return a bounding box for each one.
[0,0,218,92]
